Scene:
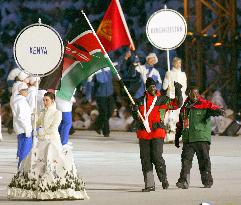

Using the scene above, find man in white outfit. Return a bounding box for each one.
[7,71,29,135]
[162,57,187,143]
[10,82,33,167]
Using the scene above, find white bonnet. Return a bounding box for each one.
[18,71,29,81]
[7,68,21,81]
[146,53,158,64]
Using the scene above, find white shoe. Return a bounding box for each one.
[67,141,72,145]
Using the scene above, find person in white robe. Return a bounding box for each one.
[162,57,187,143]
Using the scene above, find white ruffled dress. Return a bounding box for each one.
[7,104,89,200]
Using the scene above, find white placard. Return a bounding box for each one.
[146,9,187,50]
[14,23,64,77]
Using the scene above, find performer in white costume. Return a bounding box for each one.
[7,69,29,135]
[10,71,31,158]
[10,82,33,166]
[8,92,88,200]
[162,57,187,143]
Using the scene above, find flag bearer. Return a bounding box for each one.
[132,77,183,192]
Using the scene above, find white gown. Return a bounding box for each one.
[7,103,88,200]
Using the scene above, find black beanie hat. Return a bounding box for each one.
[145,77,156,89]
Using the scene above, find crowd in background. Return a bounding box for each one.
[0,0,183,80]
[0,0,240,136]
[1,54,238,137]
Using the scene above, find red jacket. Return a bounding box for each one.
[135,91,181,140]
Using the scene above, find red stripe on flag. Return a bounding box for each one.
[62,56,75,72]
[62,33,104,73]
[71,33,105,54]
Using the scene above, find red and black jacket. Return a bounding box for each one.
[133,90,183,140]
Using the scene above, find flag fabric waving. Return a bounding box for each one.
[38,64,62,91]
[97,0,135,52]
[41,13,117,101]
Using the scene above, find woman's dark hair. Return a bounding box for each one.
[44,92,55,101]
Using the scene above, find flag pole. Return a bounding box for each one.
[115,0,135,51]
[81,10,149,131]
[164,5,175,98]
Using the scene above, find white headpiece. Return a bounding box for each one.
[18,71,29,81]
[146,53,158,64]
[7,68,21,81]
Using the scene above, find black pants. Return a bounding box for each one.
[139,138,167,188]
[178,142,213,186]
[95,96,114,136]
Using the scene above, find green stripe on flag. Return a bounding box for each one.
[56,52,115,101]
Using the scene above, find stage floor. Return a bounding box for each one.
[0,130,240,205]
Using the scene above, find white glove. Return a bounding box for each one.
[38,127,45,136]
[24,127,32,138]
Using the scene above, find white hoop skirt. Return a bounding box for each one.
[8,139,89,200]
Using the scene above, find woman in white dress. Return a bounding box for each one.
[162,57,187,143]
[8,92,88,200]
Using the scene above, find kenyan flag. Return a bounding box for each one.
[40,13,117,101]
